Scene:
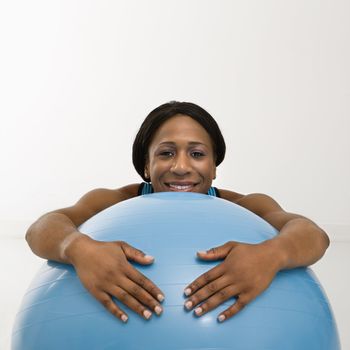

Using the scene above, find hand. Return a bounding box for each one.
[183,240,283,322]
[67,235,164,323]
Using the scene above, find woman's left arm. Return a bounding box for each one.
[183,192,330,322]
[235,193,330,267]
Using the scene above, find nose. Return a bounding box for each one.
[170,152,191,176]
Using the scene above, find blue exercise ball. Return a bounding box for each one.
[12,193,340,349]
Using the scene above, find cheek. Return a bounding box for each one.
[194,164,215,182]
[150,160,169,175]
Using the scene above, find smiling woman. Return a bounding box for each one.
[25,101,330,325]
[132,101,226,183]
[133,102,225,195]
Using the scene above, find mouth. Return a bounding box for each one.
[165,182,198,192]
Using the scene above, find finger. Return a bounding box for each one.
[184,264,224,297]
[217,294,250,322]
[94,290,129,323]
[126,266,165,303]
[197,241,233,261]
[184,275,230,310]
[119,241,155,265]
[189,285,239,317]
[108,284,153,320]
[123,279,163,316]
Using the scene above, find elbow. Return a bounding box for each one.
[321,228,330,250]
[302,218,330,251]
[25,223,35,246]
[312,224,330,257]
[307,219,330,254]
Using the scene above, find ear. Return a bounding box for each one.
[144,163,150,180]
[212,166,216,180]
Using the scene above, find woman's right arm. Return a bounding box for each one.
[26,185,137,262]
[26,184,164,322]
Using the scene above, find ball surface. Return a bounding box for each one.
[12,193,340,349]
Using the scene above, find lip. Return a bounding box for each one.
[165,182,198,192]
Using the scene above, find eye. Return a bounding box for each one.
[159,151,174,157]
[191,151,205,158]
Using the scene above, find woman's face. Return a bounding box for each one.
[145,114,216,194]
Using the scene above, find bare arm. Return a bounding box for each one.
[26,185,138,263]
[184,190,329,322]
[235,192,329,268]
[26,184,164,322]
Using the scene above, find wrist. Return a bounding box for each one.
[261,237,290,271]
[61,232,92,265]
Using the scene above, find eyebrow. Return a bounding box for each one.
[158,141,208,146]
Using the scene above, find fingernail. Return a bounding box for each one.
[154,305,162,315]
[157,294,165,302]
[185,301,193,310]
[121,314,128,323]
[197,250,207,255]
[184,288,192,296]
[144,255,154,261]
[218,314,226,322]
[143,310,152,319]
[194,307,202,316]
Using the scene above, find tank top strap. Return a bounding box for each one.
[138,182,154,195]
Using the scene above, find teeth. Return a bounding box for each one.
[169,184,193,190]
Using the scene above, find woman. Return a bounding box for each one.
[26,101,329,324]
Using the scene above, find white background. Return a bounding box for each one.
[0,0,349,349]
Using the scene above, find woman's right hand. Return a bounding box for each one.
[65,234,164,323]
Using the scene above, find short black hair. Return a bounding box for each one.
[132,101,226,181]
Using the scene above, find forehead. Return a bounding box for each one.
[150,115,212,146]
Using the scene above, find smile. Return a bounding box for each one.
[166,183,197,191]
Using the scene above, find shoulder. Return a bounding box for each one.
[76,183,140,207]
[218,188,245,203]
[218,189,283,217]
[53,184,141,226]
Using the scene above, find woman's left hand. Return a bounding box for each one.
[183,240,284,322]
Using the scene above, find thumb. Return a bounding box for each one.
[197,241,234,261]
[119,241,154,265]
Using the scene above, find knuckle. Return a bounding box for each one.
[84,280,96,292]
[208,246,218,254]
[219,289,227,299]
[143,276,152,287]
[191,281,200,291]
[118,290,129,303]
[148,285,158,296]
[207,282,217,293]
[100,297,112,310]
[137,276,146,288]
[131,285,141,296]
[236,297,247,309]
[104,301,121,316]
[227,284,239,296]
[112,308,122,318]
[147,297,156,307]
[203,272,212,283]
[134,249,144,257]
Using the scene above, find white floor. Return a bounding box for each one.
[1,231,349,349]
